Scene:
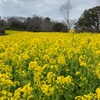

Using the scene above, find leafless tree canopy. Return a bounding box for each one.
[95,0,100,5]
[60,0,72,31]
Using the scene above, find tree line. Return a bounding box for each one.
[74,6,100,33]
[0,16,68,33]
[60,0,100,33]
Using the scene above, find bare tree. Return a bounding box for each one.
[95,0,100,5]
[60,0,72,31]
[41,17,53,31]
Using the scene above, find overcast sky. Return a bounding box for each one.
[0,0,97,21]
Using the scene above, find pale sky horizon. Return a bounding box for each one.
[0,0,98,21]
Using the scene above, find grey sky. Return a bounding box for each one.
[0,0,97,21]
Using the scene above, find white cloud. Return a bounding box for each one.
[37,3,44,7]
[13,0,23,4]
[44,0,57,5]
[0,0,7,4]
[0,0,97,21]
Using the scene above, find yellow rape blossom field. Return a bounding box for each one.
[0,30,100,100]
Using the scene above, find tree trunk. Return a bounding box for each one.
[0,28,5,35]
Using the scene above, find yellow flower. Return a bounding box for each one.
[50,65,58,71]
[88,58,91,63]
[95,69,100,79]
[13,83,33,99]
[21,70,26,77]
[79,55,87,67]
[27,95,34,100]
[55,39,65,46]
[64,75,73,84]
[80,61,87,67]
[75,93,95,100]
[47,72,55,83]
[22,83,33,97]
[80,76,87,81]
[8,92,12,97]
[96,88,100,99]
[58,55,66,65]
[14,88,22,99]
[95,50,100,57]
[56,76,64,84]
[2,90,7,95]
[74,96,82,100]
[41,84,54,96]
[75,71,81,76]
[43,55,50,62]
[50,58,56,65]
[56,75,72,85]
[83,94,93,100]
[69,29,75,33]
[28,61,38,71]
[0,73,14,86]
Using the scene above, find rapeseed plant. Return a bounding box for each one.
[0,30,100,99]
